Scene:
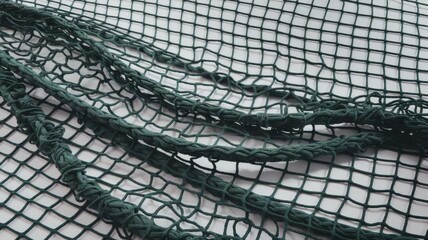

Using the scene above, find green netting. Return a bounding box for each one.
[0,0,427,239]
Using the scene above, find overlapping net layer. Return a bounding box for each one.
[0,0,427,239]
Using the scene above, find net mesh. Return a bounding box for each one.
[0,0,427,239]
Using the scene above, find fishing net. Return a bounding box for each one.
[0,0,427,239]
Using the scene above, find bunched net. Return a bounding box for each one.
[0,0,427,239]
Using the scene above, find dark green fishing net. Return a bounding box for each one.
[0,0,427,239]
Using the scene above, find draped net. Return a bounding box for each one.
[0,0,427,239]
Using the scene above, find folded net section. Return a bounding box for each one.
[0,0,427,239]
